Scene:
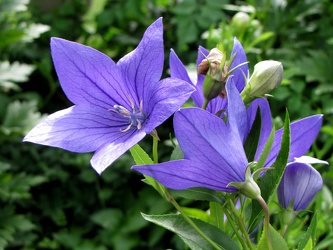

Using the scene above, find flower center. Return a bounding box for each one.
[110,95,146,132]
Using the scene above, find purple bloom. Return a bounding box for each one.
[246,99,323,167]
[23,18,195,174]
[278,162,323,211]
[132,78,249,192]
[169,38,248,114]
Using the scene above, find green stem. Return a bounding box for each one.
[257,196,272,250]
[227,199,255,250]
[221,205,248,250]
[153,136,158,164]
[202,98,209,110]
[168,194,222,250]
[281,225,288,237]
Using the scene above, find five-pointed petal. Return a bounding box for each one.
[23,18,195,174]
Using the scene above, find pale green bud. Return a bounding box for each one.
[231,12,250,35]
[241,60,283,105]
[281,205,296,226]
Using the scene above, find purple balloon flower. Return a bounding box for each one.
[169,38,248,114]
[278,162,323,211]
[132,78,250,192]
[23,18,195,174]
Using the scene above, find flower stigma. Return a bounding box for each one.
[110,95,146,132]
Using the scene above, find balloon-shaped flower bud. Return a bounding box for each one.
[241,60,283,105]
[278,162,323,212]
[281,205,296,226]
[231,12,250,35]
[228,165,261,200]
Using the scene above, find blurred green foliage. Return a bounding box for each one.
[1,0,332,249]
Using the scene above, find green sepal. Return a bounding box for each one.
[248,110,290,233]
[142,213,240,250]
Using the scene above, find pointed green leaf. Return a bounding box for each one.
[130,144,168,199]
[142,213,240,250]
[256,224,288,250]
[297,212,317,250]
[249,111,290,232]
[209,202,224,231]
[130,144,154,165]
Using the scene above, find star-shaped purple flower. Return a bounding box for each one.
[169,38,248,114]
[132,78,249,192]
[23,18,195,174]
[277,162,323,211]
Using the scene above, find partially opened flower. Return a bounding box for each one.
[169,38,248,114]
[278,162,323,211]
[23,18,195,174]
[132,78,250,192]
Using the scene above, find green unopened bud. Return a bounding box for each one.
[241,60,283,105]
[231,12,250,35]
[227,166,261,200]
[281,205,296,226]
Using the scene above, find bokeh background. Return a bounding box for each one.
[1,0,332,249]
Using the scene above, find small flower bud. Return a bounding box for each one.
[281,206,296,226]
[231,12,250,35]
[240,60,283,105]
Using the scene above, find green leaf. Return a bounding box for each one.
[130,144,168,199]
[244,108,261,162]
[0,0,29,12]
[90,208,123,230]
[256,224,288,250]
[170,144,184,160]
[209,202,224,231]
[297,212,317,250]
[142,213,240,250]
[253,127,275,180]
[249,111,290,232]
[130,144,153,165]
[247,32,275,49]
[181,207,210,222]
[1,100,44,135]
[0,61,35,84]
[170,188,222,203]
